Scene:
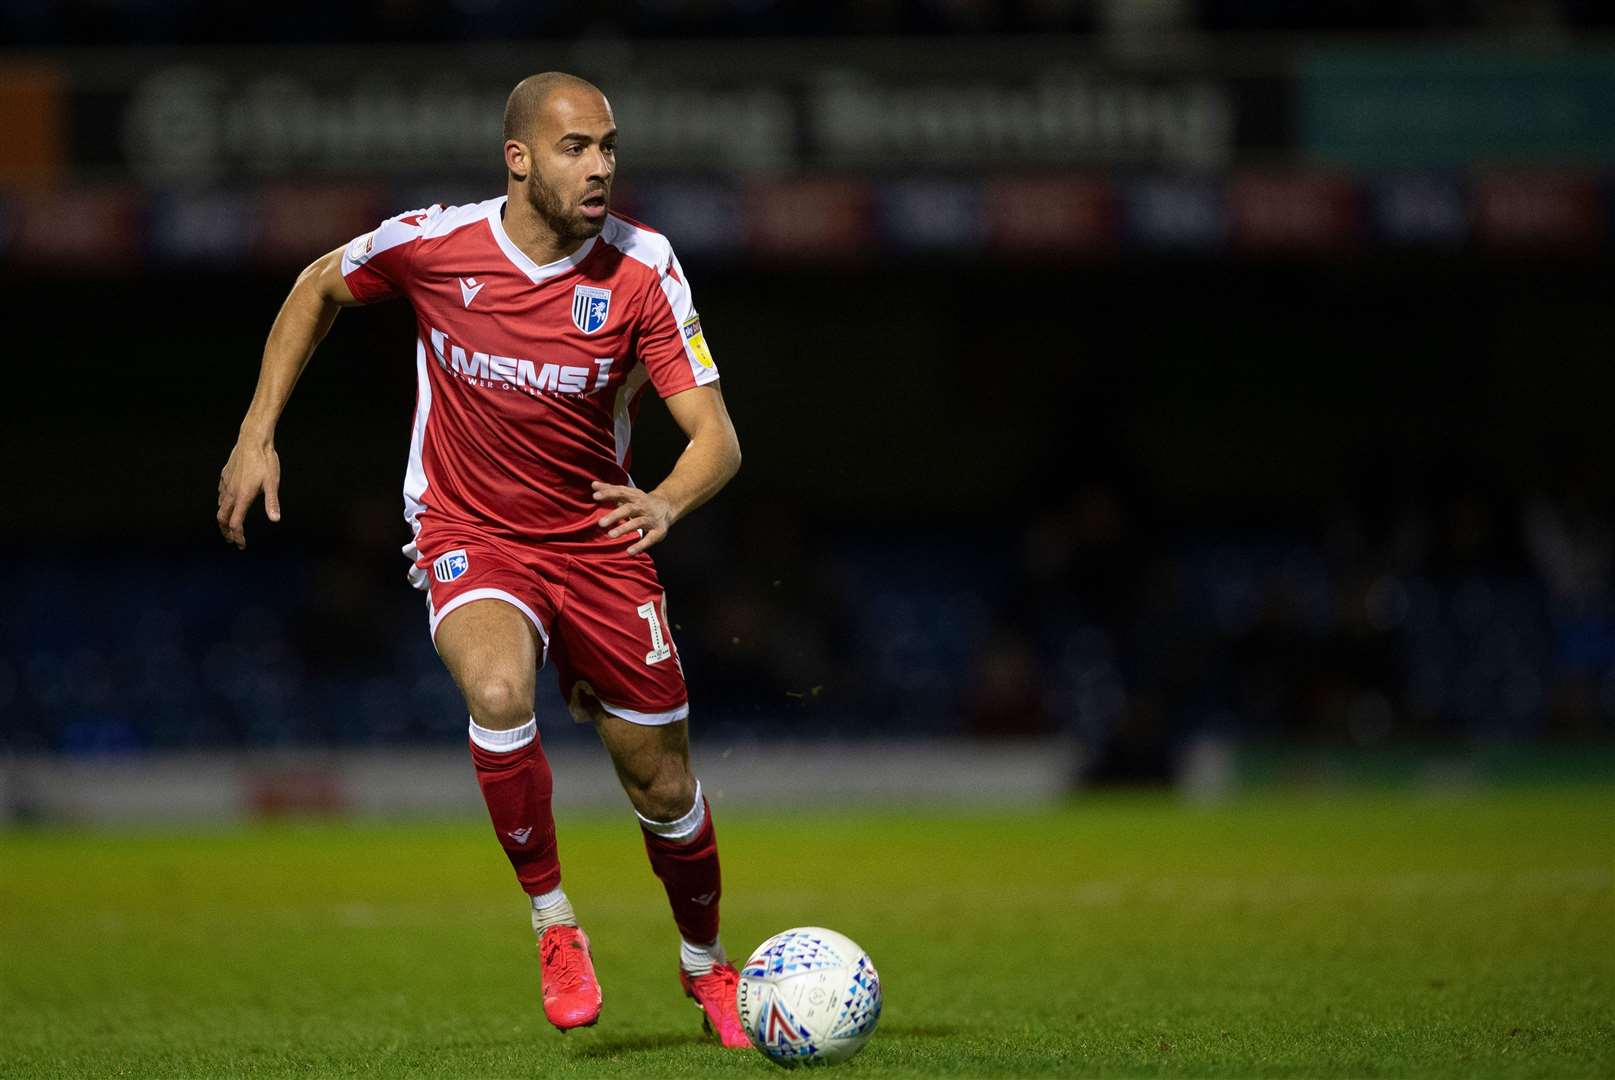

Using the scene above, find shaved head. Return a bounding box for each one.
[503,72,605,144]
[498,71,618,257]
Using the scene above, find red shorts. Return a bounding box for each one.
[413,532,688,726]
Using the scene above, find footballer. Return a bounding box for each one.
[215,72,747,1045]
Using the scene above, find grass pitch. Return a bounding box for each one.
[1,786,1611,1078]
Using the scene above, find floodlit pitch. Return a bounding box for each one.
[1,789,1610,1077]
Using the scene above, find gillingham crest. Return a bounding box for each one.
[433,549,469,583]
[571,285,612,334]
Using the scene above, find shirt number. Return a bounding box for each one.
[637,599,673,665]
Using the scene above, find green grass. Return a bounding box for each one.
[2,787,1612,1077]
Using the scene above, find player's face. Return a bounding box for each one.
[523,88,617,244]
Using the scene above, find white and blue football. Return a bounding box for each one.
[736,927,882,1067]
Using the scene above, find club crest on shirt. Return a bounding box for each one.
[571,285,612,335]
[432,549,469,583]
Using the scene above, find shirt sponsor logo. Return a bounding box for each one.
[429,327,613,397]
[571,284,612,334]
[433,548,469,583]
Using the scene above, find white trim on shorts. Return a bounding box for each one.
[429,587,550,663]
[597,699,690,726]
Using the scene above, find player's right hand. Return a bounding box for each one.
[216,440,282,550]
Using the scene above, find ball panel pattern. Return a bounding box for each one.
[742,928,848,979]
[828,951,882,1040]
[738,927,881,1068]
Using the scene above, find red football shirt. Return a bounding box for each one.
[339,197,720,585]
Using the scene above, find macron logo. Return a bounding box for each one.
[459,277,485,308]
[507,826,533,844]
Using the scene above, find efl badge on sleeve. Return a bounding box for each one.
[571,285,612,335]
[681,314,715,370]
[344,230,376,268]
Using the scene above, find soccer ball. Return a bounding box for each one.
[736,927,882,1067]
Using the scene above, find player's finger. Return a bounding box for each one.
[608,515,650,538]
[599,504,635,527]
[228,497,250,548]
[217,490,240,534]
[626,527,664,555]
[264,476,282,523]
[591,482,635,502]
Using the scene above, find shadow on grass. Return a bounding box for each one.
[572,1023,964,1058]
[571,1031,711,1057]
[875,1023,965,1041]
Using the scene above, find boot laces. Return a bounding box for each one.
[693,963,738,997]
[542,929,589,992]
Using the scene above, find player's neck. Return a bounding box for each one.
[501,192,588,267]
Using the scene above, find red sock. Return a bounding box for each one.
[642,797,722,944]
[469,730,560,896]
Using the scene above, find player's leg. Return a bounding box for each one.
[589,705,716,950]
[552,550,748,1046]
[435,595,602,1030]
[581,697,746,1046]
[435,598,558,897]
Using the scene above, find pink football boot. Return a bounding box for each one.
[538,925,602,1031]
[680,962,750,1048]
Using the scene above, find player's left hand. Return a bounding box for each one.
[592,481,675,554]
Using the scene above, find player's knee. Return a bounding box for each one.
[634,766,697,822]
[464,675,531,730]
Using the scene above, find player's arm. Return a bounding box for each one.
[593,383,741,555]
[216,248,363,549]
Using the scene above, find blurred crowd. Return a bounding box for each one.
[4,1,1611,765]
[4,444,1610,759]
[4,0,1610,45]
[999,445,1615,779]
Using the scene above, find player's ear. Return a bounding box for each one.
[504,139,530,181]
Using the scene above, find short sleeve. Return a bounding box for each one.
[635,248,720,398]
[339,206,436,303]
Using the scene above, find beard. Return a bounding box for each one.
[524,172,604,246]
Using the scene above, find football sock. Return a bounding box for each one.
[679,935,728,977]
[468,716,561,896]
[530,889,577,935]
[639,780,723,950]
[635,780,707,841]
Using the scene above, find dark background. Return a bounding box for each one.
[2,1,1613,778]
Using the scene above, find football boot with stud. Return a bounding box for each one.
[680,962,750,1048]
[539,925,602,1031]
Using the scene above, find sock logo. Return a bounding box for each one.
[507,826,533,844]
[690,891,717,906]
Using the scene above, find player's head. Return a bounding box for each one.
[503,73,616,246]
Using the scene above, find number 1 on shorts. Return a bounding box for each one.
[636,599,673,665]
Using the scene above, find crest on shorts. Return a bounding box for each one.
[571,285,612,334]
[433,549,469,583]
